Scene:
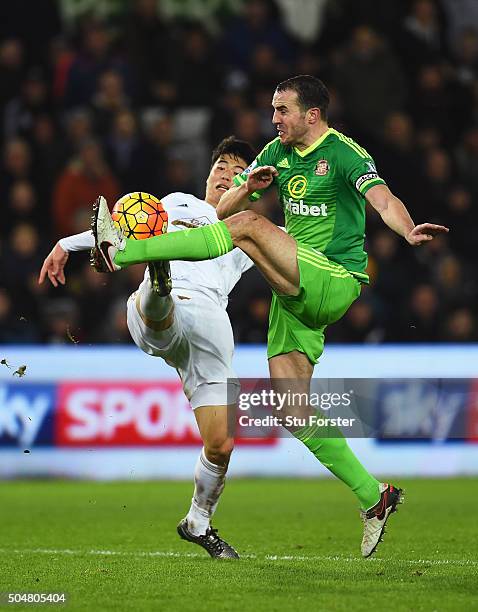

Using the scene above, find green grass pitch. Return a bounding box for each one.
[0,478,477,611]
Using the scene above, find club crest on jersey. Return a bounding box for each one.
[287,175,308,199]
[315,159,329,176]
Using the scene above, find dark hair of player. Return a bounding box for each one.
[275,75,330,122]
[210,136,257,168]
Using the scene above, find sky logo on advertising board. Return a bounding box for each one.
[0,384,55,447]
[375,379,470,442]
[56,382,203,446]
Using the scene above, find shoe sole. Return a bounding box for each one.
[91,196,101,245]
[364,488,404,558]
[90,196,118,272]
[148,262,171,296]
[91,197,107,271]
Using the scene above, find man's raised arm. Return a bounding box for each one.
[366,184,449,246]
[216,182,252,219]
[216,165,278,219]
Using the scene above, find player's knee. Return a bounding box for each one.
[225,210,265,244]
[204,436,234,465]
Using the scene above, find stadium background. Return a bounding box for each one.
[1,0,478,346]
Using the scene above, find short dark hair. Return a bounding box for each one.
[275,75,330,121]
[210,136,256,168]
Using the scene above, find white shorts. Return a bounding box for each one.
[126,287,240,409]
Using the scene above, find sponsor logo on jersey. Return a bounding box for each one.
[277,157,290,169]
[355,172,379,191]
[366,161,377,173]
[314,159,329,176]
[172,217,210,228]
[285,198,328,217]
[287,175,308,199]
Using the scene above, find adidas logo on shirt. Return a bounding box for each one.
[277,158,290,169]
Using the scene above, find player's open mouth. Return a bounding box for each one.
[216,185,228,191]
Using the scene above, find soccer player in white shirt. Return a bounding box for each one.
[39,137,257,559]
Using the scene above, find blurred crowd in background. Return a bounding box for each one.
[1,0,477,346]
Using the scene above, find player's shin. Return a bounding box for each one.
[114,222,234,267]
[186,448,227,536]
[293,419,381,510]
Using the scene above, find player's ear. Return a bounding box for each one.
[307,108,320,124]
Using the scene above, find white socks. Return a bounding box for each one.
[186,448,227,536]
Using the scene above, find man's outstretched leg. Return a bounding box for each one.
[92,195,235,272]
[93,197,299,297]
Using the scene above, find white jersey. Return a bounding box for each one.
[59,192,254,308]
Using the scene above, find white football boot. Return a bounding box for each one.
[91,195,125,272]
[360,483,404,558]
